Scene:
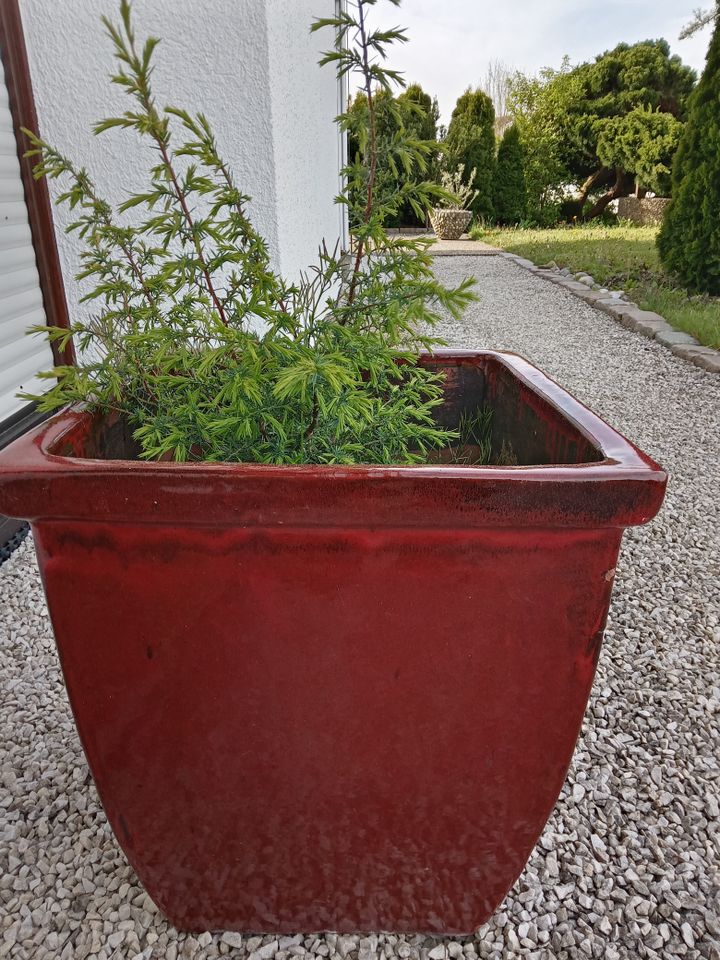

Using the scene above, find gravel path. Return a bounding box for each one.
[1,255,719,960]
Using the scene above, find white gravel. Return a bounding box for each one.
[1,255,719,960]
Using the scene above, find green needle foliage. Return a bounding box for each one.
[444,88,496,222]
[345,82,440,228]
[658,15,720,294]
[493,125,527,225]
[24,0,476,465]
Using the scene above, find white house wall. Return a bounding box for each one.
[266,0,346,276]
[18,0,342,324]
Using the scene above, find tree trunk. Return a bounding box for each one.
[565,168,614,219]
[584,168,634,220]
[578,168,613,205]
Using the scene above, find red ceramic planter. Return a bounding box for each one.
[0,351,666,934]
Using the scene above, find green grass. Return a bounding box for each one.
[471,223,720,349]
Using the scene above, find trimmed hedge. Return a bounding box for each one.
[658,18,720,294]
[494,125,527,225]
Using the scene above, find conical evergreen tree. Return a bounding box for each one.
[445,89,496,221]
[657,17,720,293]
[493,125,527,224]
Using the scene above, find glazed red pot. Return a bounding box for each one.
[0,351,666,934]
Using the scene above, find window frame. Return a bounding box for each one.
[0,0,74,370]
[0,0,74,544]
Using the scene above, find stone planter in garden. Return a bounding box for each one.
[617,196,671,226]
[0,350,666,934]
[430,207,473,240]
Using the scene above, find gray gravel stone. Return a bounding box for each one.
[634,317,674,338]
[593,298,631,318]
[222,932,244,948]
[1,253,718,960]
[686,351,720,373]
[251,940,279,960]
[670,344,717,359]
[503,254,536,270]
[655,330,699,347]
[614,307,649,330]
[558,281,595,295]
[574,289,612,305]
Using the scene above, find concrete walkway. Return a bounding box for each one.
[386,230,500,256]
[428,237,500,256]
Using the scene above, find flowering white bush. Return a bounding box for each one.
[437,163,478,210]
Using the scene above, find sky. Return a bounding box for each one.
[370,0,713,124]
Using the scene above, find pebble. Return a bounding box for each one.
[358,936,379,960]
[221,932,243,949]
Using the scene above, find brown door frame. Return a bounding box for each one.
[0,0,74,367]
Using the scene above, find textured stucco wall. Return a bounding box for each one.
[18,0,341,321]
[266,0,346,277]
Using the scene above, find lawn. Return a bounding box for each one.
[471,223,720,349]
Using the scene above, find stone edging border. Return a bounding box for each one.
[499,252,720,374]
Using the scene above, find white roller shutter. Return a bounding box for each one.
[0,56,54,424]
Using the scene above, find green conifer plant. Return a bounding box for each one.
[24,0,475,465]
[657,16,720,294]
[444,88,496,222]
[493,125,527,225]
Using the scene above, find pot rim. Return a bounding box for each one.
[430,208,473,219]
[0,350,667,528]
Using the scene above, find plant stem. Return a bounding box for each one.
[155,138,229,325]
[72,162,160,315]
[304,393,319,439]
[120,19,230,326]
[347,0,378,307]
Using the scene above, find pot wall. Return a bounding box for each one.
[430,209,473,240]
[0,351,667,933]
[35,517,621,933]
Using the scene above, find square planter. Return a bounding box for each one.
[0,351,666,934]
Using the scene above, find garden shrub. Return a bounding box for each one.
[658,16,720,294]
[24,0,476,465]
[444,88,496,221]
[493,125,527,225]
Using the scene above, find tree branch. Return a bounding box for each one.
[584,168,634,220]
[680,5,718,39]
